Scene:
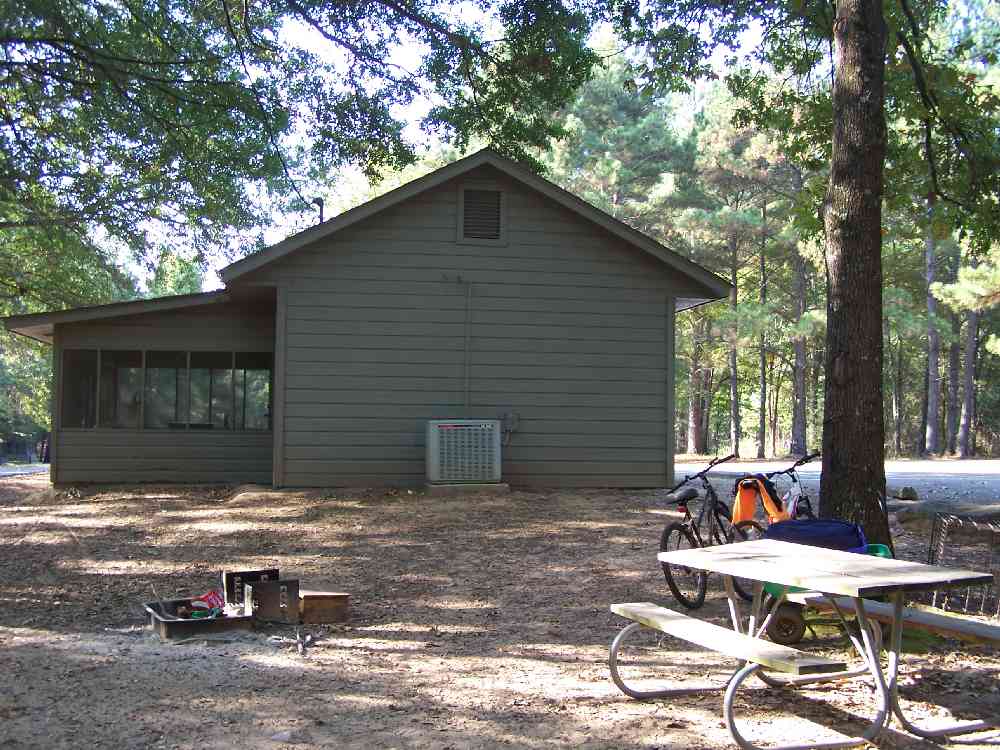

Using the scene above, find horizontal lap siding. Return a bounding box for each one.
[57,302,274,350]
[54,300,275,484]
[243,165,675,487]
[55,431,273,484]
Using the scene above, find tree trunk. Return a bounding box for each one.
[924,194,941,455]
[757,204,767,459]
[819,0,890,546]
[946,316,960,454]
[729,233,742,457]
[918,366,928,454]
[790,247,808,456]
[703,372,715,453]
[810,347,822,449]
[687,334,703,455]
[958,309,979,458]
[944,247,961,454]
[890,331,903,455]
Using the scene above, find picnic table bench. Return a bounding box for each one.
[785,591,1000,645]
[610,538,999,750]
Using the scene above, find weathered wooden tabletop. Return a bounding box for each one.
[657,538,993,598]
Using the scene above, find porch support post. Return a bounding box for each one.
[272,285,288,488]
[665,297,676,485]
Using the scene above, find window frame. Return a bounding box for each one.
[456,183,508,247]
[59,348,274,433]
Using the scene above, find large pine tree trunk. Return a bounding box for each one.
[819,0,890,545]
[958,309,979,458]
[924,195,941,455]
[790,247,808,456]
[729,234,742,457]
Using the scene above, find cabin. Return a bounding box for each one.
[4,150,728,487]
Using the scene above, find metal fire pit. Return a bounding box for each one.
[144,597,255,640]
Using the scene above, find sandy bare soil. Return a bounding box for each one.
[0,474,997,750]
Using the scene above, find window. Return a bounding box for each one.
[190,352,233,429]
[144,351,188,429]
[460,188,504,242]
[59,348,273,431]
[62,350,98,428]
[99,351,142,428]
[235,352,273,430]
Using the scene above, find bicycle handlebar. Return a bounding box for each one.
[765,452,820,479]
[668,454,736,492]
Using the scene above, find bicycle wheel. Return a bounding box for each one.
[711,500,734,545]
[766,603,808,645]
[728,520,766,602]
[794,496,816,519]
[660,522,707,609]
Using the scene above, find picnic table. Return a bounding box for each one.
[610,538,999,750]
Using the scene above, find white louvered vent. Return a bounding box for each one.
[462,189,502,240]
[426,420,502,483]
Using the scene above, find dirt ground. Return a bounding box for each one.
[0,474,997,750]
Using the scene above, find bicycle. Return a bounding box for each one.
[728,452,822,602]
[659,454,736,609]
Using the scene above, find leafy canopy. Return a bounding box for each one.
[2,0,598,269]
[600,0,1000,248]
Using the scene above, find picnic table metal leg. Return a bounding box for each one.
[883,592,999,740]
[724,575,744,634]
[722,597,892,750]
[608,622,730,700]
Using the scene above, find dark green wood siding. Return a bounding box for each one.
[238,165,699,487]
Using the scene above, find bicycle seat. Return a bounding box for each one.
[666,487,699,504]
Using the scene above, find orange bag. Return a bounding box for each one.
[732,476,791,524]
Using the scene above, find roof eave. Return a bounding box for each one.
[2,291,229,344]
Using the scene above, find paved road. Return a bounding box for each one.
[0,464,49,478]
[675,458,1000,515]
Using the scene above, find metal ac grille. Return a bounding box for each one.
[436,422,499,482]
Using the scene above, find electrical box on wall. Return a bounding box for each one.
[426,420,502,483]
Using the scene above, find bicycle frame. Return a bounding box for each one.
[667,455,735,545]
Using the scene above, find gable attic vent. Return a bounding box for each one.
[462,189,502,240]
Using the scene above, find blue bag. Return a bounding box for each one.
[762,518,867,554]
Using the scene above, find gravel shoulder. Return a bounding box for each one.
[1,474,997,750]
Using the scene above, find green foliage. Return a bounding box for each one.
[148,250,204,298]
[0,337,51,438]
[2,0,599,300]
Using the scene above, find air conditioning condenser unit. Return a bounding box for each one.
[426,419,502,484]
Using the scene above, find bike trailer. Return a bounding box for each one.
[761,521,892,645]
[732,474,790,524]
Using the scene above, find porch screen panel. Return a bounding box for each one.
[62,349,98,428]
[98,350,142,428]
[190,352,233,429]
[144,351,189,429]
[235,352,273,431]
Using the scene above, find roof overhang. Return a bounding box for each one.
[3,291,229,344]
[220,149,731,304]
